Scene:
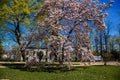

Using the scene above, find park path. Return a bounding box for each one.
[71,61,120,67]
[0,61,120,68]
[0,62,25,68]
[0,62,25,64]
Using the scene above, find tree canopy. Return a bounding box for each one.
[35,0,114,65]
[0,0,45,61]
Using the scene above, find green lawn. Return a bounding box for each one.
[0,66,120,80]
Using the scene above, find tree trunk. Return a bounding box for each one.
[99,32,103,56]
[20,49,25,61]
[104,57,107,66]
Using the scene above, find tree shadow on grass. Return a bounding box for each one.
[19,66,75,73]
[1,63,24,69]
[1,63,91,74]
[19,66,90,74]
[1,63,90,73]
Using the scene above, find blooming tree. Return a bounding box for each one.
[25,0,113,69]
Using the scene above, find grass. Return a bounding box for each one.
[0,66,120,80]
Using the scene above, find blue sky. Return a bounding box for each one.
[100,0,120,35]
[2,0,120,50]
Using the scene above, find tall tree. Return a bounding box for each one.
[35,0,113,68]
[116,37,120,51]
[0,0,45,61]
[103,21,112,51]
[116,25,120,51]
[0,0,10,40]
[0,40,3,59]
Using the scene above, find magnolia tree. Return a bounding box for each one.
[25,0,113,69]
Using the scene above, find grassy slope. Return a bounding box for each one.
[0,66,120,80]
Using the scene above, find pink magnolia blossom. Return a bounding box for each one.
[34,0,113,67]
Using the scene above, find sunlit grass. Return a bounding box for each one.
[0,66,120,80]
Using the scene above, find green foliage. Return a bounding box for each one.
[0,0,10,8]
[115,36,120,51]
[92,51,99,56]
[0,0,46,35]
[35,0,48,24]
[0,66,120,80]
[116,37,120,44]
[0,0,43,26]
[0,41,3,58]
[0,0,10,27]
[0,0,45,48]
[12,45,20,54]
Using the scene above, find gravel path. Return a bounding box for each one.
[71,61,120,67]
[0,61,120,68]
